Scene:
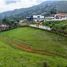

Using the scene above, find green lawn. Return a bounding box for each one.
[0,27,67,67]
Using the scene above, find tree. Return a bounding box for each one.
[50,6,57,14]
[2,18,18,28]
[2,18,10,25]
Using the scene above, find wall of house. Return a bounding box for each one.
[33,15,44,22]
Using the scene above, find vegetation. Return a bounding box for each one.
[0,1,67,67]
[44,20,67,33]
[0,27,67,67]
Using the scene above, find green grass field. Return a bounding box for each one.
[0,27,67,67]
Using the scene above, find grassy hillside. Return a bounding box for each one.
[0,27,67,67]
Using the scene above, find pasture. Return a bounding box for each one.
[0,27,67,67]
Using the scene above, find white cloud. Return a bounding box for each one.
[5,0,20,4]
[0,0,45,13]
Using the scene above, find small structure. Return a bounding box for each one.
[33,15,44,22]
[54,13,67,19]
[0,24,9,31]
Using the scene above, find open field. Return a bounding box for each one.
[0,27,67,67]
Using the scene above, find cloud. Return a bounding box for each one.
[0,0,45,13]
[36,0,46,3]
[5,0,20,4]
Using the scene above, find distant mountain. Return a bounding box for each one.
[0,1,67,19]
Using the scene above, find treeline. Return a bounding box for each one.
[0,18,19,31]
[44,20,67,36]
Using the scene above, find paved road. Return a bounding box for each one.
[29,24,52,31]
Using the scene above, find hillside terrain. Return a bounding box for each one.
[0,27,67,67]
[0,1,67,19]
[0,1,67,67]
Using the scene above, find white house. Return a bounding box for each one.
[33,15,44,22]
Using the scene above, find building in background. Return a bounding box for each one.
[54,13,67,19]
[26,15,44,22]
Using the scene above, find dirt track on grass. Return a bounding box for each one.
[10,38,67,58]
[16,43,67,58]
[0,36,67,58]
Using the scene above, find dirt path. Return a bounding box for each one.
[0,36,67,59]
[16,43,67,59]
[7,38,67,58]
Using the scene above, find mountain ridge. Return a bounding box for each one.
[0,1,67,19]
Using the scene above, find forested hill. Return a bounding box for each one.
[0,1,67,19]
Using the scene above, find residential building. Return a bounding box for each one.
[26,15,44,22]
[54,13,67,19]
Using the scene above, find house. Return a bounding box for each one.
[54,13,67,19]
[33,15,44,22]
[26,15,44,22]
[45,13,67,21]
[0,24,9,31]
[26,16,33,21]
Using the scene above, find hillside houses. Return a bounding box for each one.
[26,13,67,23]
[45,13,67,21]
[26,15,44,22]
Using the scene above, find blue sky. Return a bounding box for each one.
[0,0,46,13]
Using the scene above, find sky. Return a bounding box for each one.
[0,0,46,13]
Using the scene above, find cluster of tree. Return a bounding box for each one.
[44,21,67,35]
[3,18,18,27]
[0,18,19,31]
